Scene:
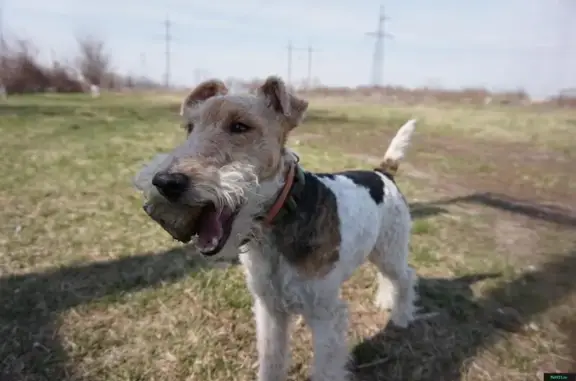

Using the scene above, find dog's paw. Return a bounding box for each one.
[389,304,416,328]
[373,290,395,311]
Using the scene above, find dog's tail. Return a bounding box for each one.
[376,119,417,177]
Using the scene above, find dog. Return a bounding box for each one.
[133,76,417,381]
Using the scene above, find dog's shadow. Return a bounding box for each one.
[350,250,576,381]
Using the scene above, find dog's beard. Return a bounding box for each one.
[182,162,262,255]
[134,154,263,256]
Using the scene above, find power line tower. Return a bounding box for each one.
[286,41,299,88]
[140,52,146,79]
[164,16,171,88]
[0,0,6,58]
[366,5,393,87]
[0,0,6,95]
[287,41,319,89]
[0,0,4,46]
[306,45,320,90]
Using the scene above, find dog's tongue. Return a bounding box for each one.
[197,206,233,252]
[197,210,223,251]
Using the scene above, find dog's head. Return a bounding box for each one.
[135,75,308,256]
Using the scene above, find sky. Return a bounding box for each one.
[2,0,575,98]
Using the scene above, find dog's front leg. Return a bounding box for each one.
[254,297,290,381]
[305,301,351,381]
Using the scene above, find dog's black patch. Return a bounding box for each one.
[256,168,393,275]
[267,171,341,274]
[317,170,385,204]
[373,168,408,205]
[374,167,396,183]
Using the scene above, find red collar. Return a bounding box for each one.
[263,163,296,225]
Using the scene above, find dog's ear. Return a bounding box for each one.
[258,75,308,129]
[180,79,228,116]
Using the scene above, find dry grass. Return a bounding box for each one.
[1,94,575,381]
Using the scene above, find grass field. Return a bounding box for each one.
[1,93,575,381]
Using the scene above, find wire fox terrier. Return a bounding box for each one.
[134,76,418,381]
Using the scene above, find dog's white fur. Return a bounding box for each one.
[135,110,417,380]
[241,120,417,381]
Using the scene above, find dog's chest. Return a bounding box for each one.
[240,250,324,315]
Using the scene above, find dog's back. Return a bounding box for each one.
[305,120,416,280]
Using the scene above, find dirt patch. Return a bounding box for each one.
[413,135,575,206]
[493,217,539,259]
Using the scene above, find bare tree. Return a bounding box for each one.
[2,39,51,94]
[75,34,111,86]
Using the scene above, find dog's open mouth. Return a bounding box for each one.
[143,200,239,256]
[188,203,239,256]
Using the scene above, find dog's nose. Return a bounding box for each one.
[152,172,189,201]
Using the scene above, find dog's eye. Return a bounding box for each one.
[229,122,251,134]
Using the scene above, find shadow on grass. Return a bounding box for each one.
[0,201,445,381]
[430,191,576,227]
[409,202,449,220]
[9,195,572,381]
[351,247,576,380]
[0,246,238,381]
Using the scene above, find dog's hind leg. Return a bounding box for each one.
[369,225,417,328]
